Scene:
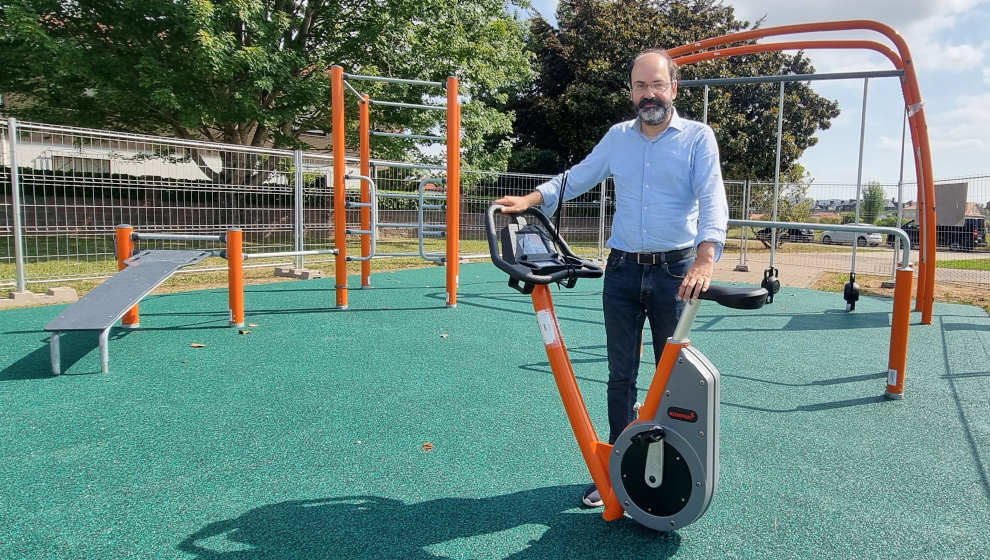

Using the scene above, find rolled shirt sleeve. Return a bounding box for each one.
[536,128,615,215]
[691,126,729,261]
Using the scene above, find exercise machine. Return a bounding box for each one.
[485,204,767,532]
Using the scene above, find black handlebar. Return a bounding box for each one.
[485,204,603,289]
[485,203,768,309]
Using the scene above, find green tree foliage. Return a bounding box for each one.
[506,0,840,186]
[861,181,887,224]
[0,0,532,173]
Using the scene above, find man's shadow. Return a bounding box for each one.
[178,485,681,559]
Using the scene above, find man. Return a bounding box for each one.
[494,49,728,508]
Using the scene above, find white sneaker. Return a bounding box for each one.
[581,484,603,507]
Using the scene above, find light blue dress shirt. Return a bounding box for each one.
[536,111,729,259]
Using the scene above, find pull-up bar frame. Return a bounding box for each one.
[331,65,461,309]
[668,20,937,329]
[677,69,903,87]
[669,20,936,398]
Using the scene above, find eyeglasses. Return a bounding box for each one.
[632,81,674,93]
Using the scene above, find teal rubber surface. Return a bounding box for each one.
[1,262,988,558]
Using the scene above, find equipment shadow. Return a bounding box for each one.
[0,330,129,380]
[177,486,682,560]
[939,316,990,503]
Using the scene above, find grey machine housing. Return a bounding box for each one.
[609,345,720,531]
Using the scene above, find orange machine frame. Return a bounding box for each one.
[667,20,936,326]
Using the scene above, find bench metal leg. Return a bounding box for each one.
[99,328,110,374]
[50,331,61,376]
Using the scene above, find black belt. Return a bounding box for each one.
[614,247,696,265]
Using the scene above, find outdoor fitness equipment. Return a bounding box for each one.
[485,204,768,531]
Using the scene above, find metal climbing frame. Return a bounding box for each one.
[330,66,461,310]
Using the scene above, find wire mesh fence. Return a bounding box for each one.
[2,119,988,293]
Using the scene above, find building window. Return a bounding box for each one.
[52,155,111,174]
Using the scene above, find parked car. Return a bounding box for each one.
[885,218,987,252]
[820,226,884,246]
[753,227,815,248]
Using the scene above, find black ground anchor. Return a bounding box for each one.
[761,267,780,304]
[844,272,861,312]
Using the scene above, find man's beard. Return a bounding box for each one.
[637,98,672,126]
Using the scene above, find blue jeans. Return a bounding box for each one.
[602,249,693,444]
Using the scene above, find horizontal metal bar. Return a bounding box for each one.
[374,252,444,258]
[370,131,445,141]
[343,73,445,88]
[421,204,444,209]
[678,69,904,88]
[421,231,443,237]
[364,158,447,171]
[345,229,372,235]
[369,99,447,111]
[131,232,226,242]
[374,222,447,229]
[345,201,372,208]
[377,192,445,200]
[10,121,296,156]
[729,219,911,266]
[243,249,338,259]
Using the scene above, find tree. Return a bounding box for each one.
[505,0,839,187]
[0,0,532,175]
[861,181,886,224]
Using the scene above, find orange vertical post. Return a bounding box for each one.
[115,225,139,327]
[226,228,244,327]
[445,76,461,308]
[331,65,348,309]
[531,285,623,522]
[885,265,914,398]
[359,93,372,288]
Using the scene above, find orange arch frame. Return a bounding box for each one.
[668,20,935,325]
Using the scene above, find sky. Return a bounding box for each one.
[525,0,990,200]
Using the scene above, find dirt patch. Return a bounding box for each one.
[812,272,989,313]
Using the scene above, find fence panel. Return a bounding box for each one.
[2,120,987,292]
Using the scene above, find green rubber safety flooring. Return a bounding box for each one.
[1,262,988,559]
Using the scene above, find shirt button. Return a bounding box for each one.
[646,162,650,167]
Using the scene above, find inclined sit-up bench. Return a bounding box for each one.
[45,249,212,375]
[43,225,239,375]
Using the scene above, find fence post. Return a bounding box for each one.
[598,180,607,260]
[294,149,304,270]
[735,179,750,272]
[7,118,26,293]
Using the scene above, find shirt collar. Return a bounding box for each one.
[633,108,685,141]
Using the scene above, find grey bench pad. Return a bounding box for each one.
[45,250,212,332]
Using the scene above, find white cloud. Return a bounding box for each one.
[927,92,990,154]
[879,135,905,150]
[726,1,990,74]
[727,0,985,34]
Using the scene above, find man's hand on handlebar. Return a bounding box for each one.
[494,191,544,214]
[678,241,717,302]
